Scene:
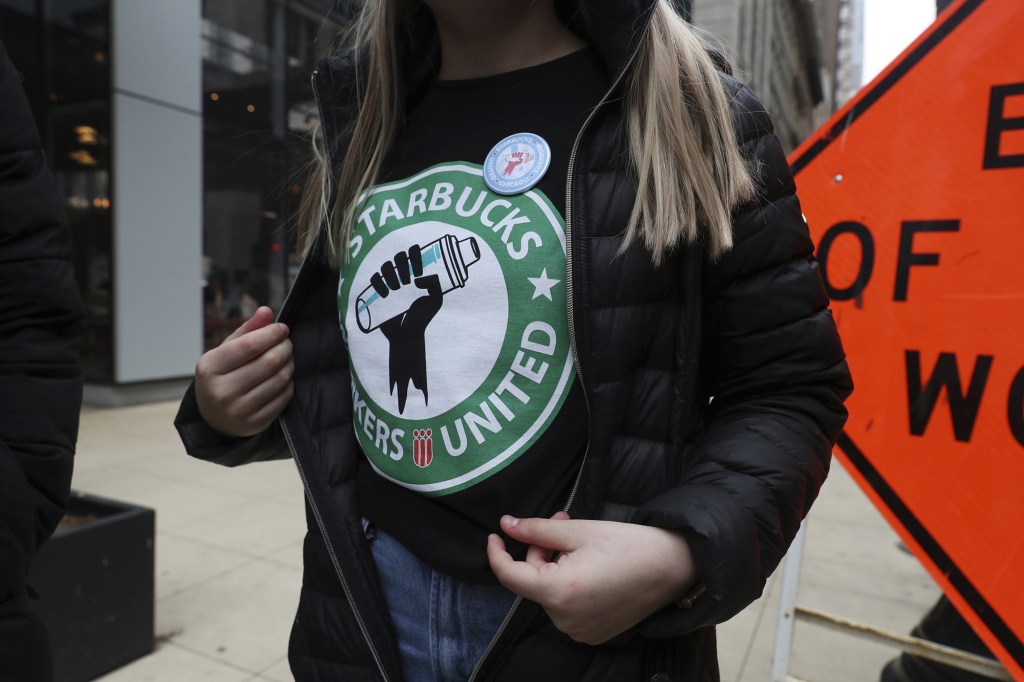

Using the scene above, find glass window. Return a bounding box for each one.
[1,0,114,382]
[201,0,342,350]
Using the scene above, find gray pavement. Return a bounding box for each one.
[70,401,939,681]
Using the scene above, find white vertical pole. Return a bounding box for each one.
[771,520,809,682]
[112,0,203,383]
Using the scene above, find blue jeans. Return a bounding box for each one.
[365,521,517,682]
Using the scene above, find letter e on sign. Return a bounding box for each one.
[791,0,1024,677]
[984,83,1024,170]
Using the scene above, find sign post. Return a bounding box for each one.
[791,0,1024,678]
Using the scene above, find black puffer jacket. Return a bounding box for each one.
[175,2,852,680]
[0,40,84,680]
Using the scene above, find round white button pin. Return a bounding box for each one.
[483,132,552,195]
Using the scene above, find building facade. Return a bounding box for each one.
[0,0,341,403]
[833,0,865,106]
[691,0,863,152]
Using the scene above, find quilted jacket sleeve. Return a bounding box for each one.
[633,82,853,635]
[174,382,290,466]
[0,41,85,602]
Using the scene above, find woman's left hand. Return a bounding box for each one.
[486,513,698,645]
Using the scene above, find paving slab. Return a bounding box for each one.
[156,558,302,673]
[97,641,253,681]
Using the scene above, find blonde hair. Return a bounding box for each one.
[300,0,754,266]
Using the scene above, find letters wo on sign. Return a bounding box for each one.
[790,0,1024,678]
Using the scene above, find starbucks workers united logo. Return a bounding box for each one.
[338,163,575,495]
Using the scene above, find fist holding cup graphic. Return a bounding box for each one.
[355,234,480,413]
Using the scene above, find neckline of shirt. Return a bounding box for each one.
[431,45,597,92]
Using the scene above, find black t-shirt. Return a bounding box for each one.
[338,47,608,583]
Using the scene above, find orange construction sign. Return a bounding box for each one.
[790,0,1024,677]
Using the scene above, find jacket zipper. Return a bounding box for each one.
[467,23,652,681]
[275,70,391,682]
[282,421,390,681]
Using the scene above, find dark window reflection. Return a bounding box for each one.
[202,0,342,350]
[1,0,114,382]
[3,0,345,372]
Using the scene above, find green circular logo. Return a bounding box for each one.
[338,163,574,495]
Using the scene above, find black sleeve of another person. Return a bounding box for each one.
[0,39,85,674]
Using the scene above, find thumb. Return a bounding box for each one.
[414,275,441,294]
[500,515,580,552]
[226,306,276,341]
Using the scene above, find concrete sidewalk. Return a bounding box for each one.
[70,401,938,681]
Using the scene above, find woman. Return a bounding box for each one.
[175,0,852,679]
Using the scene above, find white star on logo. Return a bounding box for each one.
[528,269,560,301]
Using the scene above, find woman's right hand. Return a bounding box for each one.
[195,306,294,437]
